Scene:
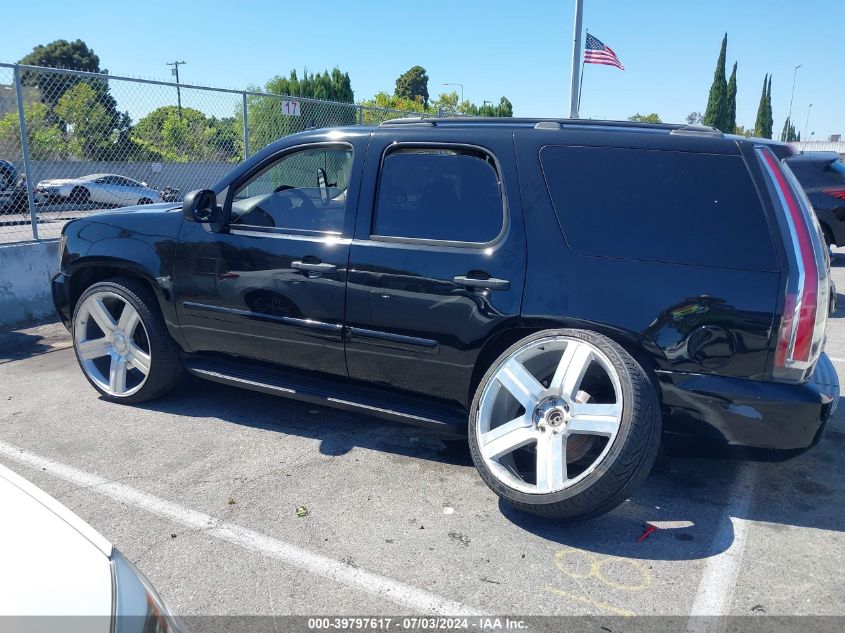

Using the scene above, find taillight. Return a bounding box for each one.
[757,146,829,383]
[823,187,845,201]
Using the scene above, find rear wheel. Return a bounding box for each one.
[70,186,89,205]
[468,329,661,521]
[138,197,153,205]
[72,278,183,403]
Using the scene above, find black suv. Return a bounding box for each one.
[52,118,839,521]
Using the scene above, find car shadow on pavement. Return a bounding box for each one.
[0,328,58,362]
[139,376,845,562]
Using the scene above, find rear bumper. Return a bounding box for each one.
[51,271,72,330]
[658,353,839,452]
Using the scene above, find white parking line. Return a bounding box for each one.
[0,440,481,616]
[687,462,757,629]
[828,357,845,364]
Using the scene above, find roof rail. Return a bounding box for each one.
[379,117,436,127]
[534,121,562,130]
[669,124,723,137]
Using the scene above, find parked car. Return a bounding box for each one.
[52,118,839,521]
[35,174,164,207]
[786,151,845,248]
[0,462,183,630]
[0,160,29,215]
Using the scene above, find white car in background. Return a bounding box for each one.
[35,173,164,207]
[0,462,183,632]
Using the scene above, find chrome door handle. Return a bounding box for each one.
[453,275,510,291]
[291,261,337,275]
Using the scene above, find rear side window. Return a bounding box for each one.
[540,146,777,270]
[373,147,504,244]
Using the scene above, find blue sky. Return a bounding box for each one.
[1,0,840,138]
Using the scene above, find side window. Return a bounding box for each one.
[539,146,778,270]
[373,147,504,244]
[230,146,354,235]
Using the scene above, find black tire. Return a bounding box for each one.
[138,197,153,205]
[72,277,184,404]
[468,328,661,521]
[70,186,90,205]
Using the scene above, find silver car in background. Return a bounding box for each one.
[35,173,164,207]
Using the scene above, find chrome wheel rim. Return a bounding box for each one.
[476,336,623,494]
[73,291,151,397]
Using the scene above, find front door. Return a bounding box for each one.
[174,142,361,377]
[345,131,526,407]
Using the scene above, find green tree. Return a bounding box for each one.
[466,97,514,117]
[765,75,774,139]
[754,74,768,138]
[0,102,65,159]
[733,124,753,138]
[18,39,103,110]
[780,117,800,142]
[358,91,428,124]
[726,62,737,133]
[703,33,729,132]
[685,111,702,125]
[246,69,355,152]
[395,66,429,107]
[628,113,662,123]
[54,83,114,160]
[132,106,240,162]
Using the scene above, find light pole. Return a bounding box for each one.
[442,82,464,108]
[788,64,802,126]
[167,60,187,120]
[804,103,813,141]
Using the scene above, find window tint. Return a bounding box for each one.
[230,147,353,234]
[373,147,504,243]
[540,146,777,270]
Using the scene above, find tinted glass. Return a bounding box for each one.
[540,146,777,270]
[231,147,353,234]
[373,148,503,243]
[828,160,845,176]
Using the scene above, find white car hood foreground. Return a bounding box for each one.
[0,463,113,620]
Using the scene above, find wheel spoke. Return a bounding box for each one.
[480,415,535,459]
[536,433,566,492]
[109,357,127,394]
[76,337,111,361]
[496,358,545,410]
[88,297,117,334]
[549,341,593,399]
[117,304,140,337]
[567,402,622,437]
[126,344,151,376]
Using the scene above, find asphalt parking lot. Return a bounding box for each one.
[1,254,845,622]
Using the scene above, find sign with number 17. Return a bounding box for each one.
[281,100,301,117]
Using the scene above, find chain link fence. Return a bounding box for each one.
[0,63,435,244]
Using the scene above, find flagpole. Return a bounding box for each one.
[577,29,587,114]
[568,0,584,118]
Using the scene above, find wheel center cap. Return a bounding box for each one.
[112,333,127,354]
[534,397,570,429]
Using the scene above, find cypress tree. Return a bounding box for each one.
[703,33,729,131]
[726,62,737,133]
[754,74,768,137]
[764,75,774,139]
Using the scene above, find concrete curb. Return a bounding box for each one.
[0,240,60,327]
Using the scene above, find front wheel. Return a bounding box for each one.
[469,329,661,521]
[72,278,184,403]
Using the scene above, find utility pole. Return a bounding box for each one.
[167,60,187,119]
[568,0,585,118]
[787,64,802,128]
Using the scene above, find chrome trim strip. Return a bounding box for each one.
[188,367,296,394]
[326,397,443,425]
[182,301,343,333]
[345,325,439,349]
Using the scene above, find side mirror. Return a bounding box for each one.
[183,189,219,223]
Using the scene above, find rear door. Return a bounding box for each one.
[344,129,526,407]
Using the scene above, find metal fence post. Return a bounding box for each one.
[242,91,250,159]
[357,106,364,126]
[13,65,39,240]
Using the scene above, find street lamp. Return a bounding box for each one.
[788,64,802,126]
[442,82,464,105]
[804,103,813,141]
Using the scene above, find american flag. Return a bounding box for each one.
[584,33,624,70]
